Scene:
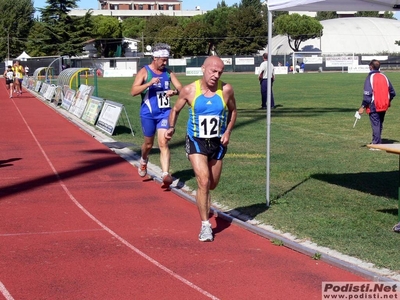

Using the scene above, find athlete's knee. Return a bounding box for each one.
[209,180,219,190]
[143,141,153,150]
[197,175,210,190]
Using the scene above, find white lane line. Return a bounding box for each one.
[0,281,14,300]
[0,229,104,237]
[11,99,220,300]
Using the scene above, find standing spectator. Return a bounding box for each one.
[285,61,290,73]
[258,53,275,109]
[295,61,300,73]
[3,65,15,98]
[300,61,305,73]
[24,65,29,76]
[130,43,182,188]
[12,60,24,95]
[358,59,396,146]
[165,56,237,242]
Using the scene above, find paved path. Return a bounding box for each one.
[0,83,369,300]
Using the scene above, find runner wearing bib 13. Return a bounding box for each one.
[131,43,182,188]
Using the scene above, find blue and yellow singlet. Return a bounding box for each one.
[187,80,228,138]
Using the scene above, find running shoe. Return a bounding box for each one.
[198,224,213,242]
[138,158,148,177]
[162,173,173,188]
[393,222,400,233]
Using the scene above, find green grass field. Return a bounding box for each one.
[89,71,400,273]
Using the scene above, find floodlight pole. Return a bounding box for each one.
[266,10,273,207]
[7,30,10,65]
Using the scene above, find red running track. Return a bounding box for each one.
[0,81,365,300]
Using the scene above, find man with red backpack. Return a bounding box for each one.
[358,59,396,146]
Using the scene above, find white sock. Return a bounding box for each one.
[162,171,168,177]
[202,220,211,227]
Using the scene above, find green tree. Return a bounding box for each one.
[203,5,237,55]
[274,13,323,52]
[382,11,395,19]
[315,11,338,21]
[217,0,228,8]
[356,11,394,18]
[154,26,184,57]
[218,6,267,55]
[240,0,261,10]
[25,21,48,57]
[122,17,145,39]
[121,17,146,53]
[143,15,179,48]
[39,0,86,56]
[355,11,379,17]
[0,0,35,61]
[180,20,210,56]
[92,15,122,57]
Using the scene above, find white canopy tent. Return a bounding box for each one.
[16,51,31,61]
[264,0,400,206]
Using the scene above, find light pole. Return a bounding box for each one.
[7,30,10,65]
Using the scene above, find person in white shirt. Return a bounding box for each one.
[258,53,275,109]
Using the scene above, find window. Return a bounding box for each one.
[139,4,143,10]
[168,5,174,10]
[110,59,116,68]
[159,4,164,10]
[110,4,119,10]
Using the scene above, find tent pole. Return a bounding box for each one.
[266,11,273,207]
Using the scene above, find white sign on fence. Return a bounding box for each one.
[235,57,255,65]
[96,100,124,135]
[61,88,76,110]
[326,56,358,67]
[348,65,370,73]
[168,58,187,66]
[69,85,94,118]
[103,69,135,77]
[82,97,104,125]
[362,55,388,61]
[186,67,203,76]
[43,84,57,101]
[220,58,232,66]
[303,56,323,64]
[255,66,288,75]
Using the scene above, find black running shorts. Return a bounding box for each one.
[185,135,227,161]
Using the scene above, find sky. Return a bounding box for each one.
[32,0,239,11]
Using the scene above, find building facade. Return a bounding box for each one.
[70,0,206,19]
[99,0,182,11]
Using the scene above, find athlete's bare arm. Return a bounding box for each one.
[220,82,237,146]
[130,67,159,97]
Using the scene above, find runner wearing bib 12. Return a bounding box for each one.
[186,79,228,160]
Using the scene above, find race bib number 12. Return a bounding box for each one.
[199,115,220,138]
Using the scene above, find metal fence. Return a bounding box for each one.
[4,54,400,77]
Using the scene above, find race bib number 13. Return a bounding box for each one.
[157,91,170,108]
[199,115,220,138]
